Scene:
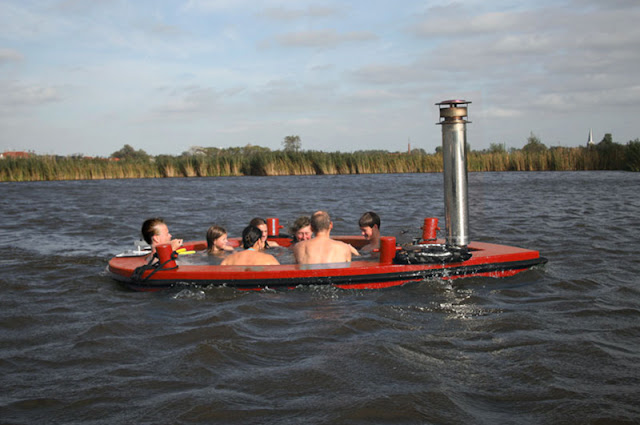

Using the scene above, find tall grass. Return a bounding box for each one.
[1,144,637,182]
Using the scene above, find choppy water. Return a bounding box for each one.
[1,172,639,424]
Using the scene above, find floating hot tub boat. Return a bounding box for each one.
[107,100,547,292]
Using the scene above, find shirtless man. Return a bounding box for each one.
[221,225,280,266]
[141,218,183,254]
[358,211,381,253]
[293,211,355,264]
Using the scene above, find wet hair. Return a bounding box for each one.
[310,211,331,233]
[359,211,380,229]
[242,225,263,249]
[290,216,311,242]
[206,225,227,253]
[141,217,165,244]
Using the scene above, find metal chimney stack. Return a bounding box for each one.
[437,100,471,248]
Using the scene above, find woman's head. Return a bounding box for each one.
[290,216,312,242]
[249,217,268,243]
[242,225,263,250]
[206,225,228,253]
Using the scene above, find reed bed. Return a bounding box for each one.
[2,143,638,182]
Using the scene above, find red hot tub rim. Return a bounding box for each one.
[107,235,547,292]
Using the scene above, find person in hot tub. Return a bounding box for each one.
[249,217,281,249]
[290,216,313,244]
[221,225,280,266]
[141,217,183,255]
[293,211,357,264]
[206,225,235,256]
[358,211,381,253]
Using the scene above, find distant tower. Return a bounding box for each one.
[408,137,411,154]
[587,129,595,147]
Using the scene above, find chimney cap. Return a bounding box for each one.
[436,99,471,106]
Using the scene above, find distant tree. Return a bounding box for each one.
[489,143,507,153]
[182,146,207,156]
[599,133,613,145]
[203,147,221,156]
[626,139,640,171]
[596,133,625,169]
[435,146,442,154]
[283,135,301,152]
[410,148,427,155]
[522,132,547,153]
[243,144,271,155]
[110,144,150,161]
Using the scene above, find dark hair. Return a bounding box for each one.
[206,225,227,253]
[310,211,331,233]
[242,225,262,249]
[249,217,266,227]
[249,217,271,248]
[359,211,380,229]
[290,216,311,242]
[141,217,165,244]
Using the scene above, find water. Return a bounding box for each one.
[1,172,639,424]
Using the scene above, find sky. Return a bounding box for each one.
[1,0,639,157]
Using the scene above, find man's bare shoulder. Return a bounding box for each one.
[220,251,244,265]
[257,251,280,265]
[333,239,354,250]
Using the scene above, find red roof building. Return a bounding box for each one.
[0,151,32,159]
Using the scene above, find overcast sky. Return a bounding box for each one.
[1,0,639,156]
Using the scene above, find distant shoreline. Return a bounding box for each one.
[1,144,638,182]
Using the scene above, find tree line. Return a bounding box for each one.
[1,133,639,182]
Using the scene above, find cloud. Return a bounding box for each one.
[51,0,118,14]
[146,23,186,38]
[182,0,247,12]
[260,5,339,20]
[0,48,23,64]
[350,63,431,85]
[2,0,639,155]
[150,84,247,118]
[1,82,61,108]
[411,6,523,38]
[276,29,377,48]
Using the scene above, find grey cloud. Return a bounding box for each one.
[152,84,245,116]
[410,6,525,38]
[351,1,640,130]
[0,82,61,114]
[260,5,339,21]
[148,23,186,37]
[0,48,23,64]
[52,0,117,14]
[276,29,377,48]
[568,0,639,10]
[350,63,430,85]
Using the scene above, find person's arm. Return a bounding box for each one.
[292,243,304,264]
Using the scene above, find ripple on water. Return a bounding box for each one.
[2,172,640,424]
